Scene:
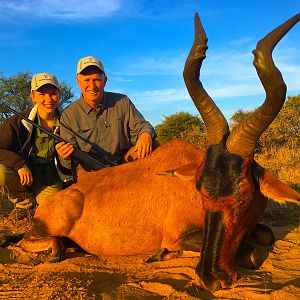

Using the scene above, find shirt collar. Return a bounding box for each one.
[36,112,60,136]
[78,94,106,114]
[102,92,109,109]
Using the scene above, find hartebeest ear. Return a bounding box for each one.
[157,163,203,181]
[254,167,300,205]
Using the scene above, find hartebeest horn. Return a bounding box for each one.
[184,13,229,147]
[226,13,300,158]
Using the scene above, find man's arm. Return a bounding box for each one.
[127,98,157,158]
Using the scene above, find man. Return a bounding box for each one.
[56,56,157,168]
[0,73,70,220]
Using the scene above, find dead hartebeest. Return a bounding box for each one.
[2,13,300,292]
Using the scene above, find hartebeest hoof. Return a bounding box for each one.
[145,248,183,263]
[235,243,267,269]
[251,223,275,246]
[19,236,64,263]
[234,224,275,269]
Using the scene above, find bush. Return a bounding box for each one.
[155,112,204,144]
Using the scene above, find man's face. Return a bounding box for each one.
[76,66,107,109]
[32,84,60,116]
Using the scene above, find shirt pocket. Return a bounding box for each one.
[77,125,94,138]
[77,126,96,151]
[115,117,131,150]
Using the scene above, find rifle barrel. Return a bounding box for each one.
[0,102,109,170]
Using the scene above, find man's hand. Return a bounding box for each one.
[18,164,33,186]
[55,141,74,159]
[133,132,152,159]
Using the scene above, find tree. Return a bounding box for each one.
[155,111,204,144]
[0,72,74,123]
[59,81,75,108]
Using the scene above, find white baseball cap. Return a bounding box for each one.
[77,56,105,74]
[31,73,60,91]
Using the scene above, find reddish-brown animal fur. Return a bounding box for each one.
[16,12,300,292]
[32,140,206,255]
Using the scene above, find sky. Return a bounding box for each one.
[0,0,299,126]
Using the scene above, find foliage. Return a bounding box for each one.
[259,95,300,149]
[178,125,207,150]
[0,72,32,121]
[58,81,75,108]
[155,112,204,144]
[0,72,74,123]
[255,146,300,190]
[227,95,299,187]
[230,109,252,127]
[155,96,299,153]
[229,95,300,152]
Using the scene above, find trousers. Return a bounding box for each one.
[0,164,63,209]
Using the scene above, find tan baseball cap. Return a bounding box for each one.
[77,56,105,74]
[31,73,60,91]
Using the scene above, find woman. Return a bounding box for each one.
[0,73,71,220]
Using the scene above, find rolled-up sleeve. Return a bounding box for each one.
[127,98,156,141]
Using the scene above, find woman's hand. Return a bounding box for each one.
[55,141,74,159]
[18,164,33,186]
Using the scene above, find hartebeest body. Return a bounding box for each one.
[2,13,300,292]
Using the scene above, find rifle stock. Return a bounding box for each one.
[0,102,112,171]
[71,148,109,171]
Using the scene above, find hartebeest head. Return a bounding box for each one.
[183,13,300,291]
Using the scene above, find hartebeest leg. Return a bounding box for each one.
[145,228,203,263]
[19,236,63,263]
[247,223,275,246]
[145,225,272,268]
[235,224,275,269]
[0,232,24,247]
[146,222,272,267]
[145,248,183,263]
[235,243,266,270]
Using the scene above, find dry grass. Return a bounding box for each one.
[255,146,300,191]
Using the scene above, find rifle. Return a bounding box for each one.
[59,121,117,166]
[0,103,117,171]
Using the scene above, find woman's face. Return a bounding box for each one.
[32,84,60,116]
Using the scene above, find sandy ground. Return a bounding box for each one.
[0,200,299,300]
